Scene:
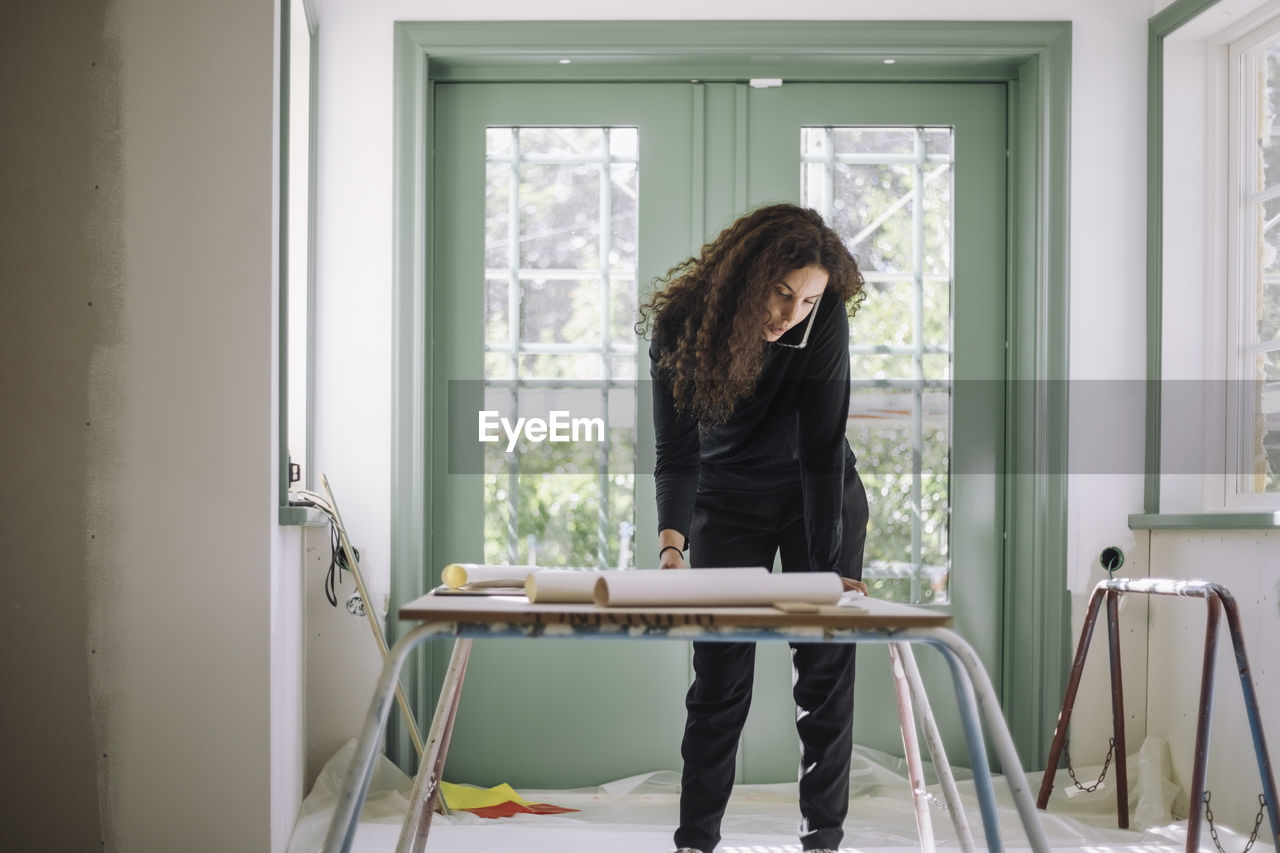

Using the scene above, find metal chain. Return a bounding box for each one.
[1203,791,1267,853]
[1062,736,1115,793]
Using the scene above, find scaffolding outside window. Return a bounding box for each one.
[482,127,639,569]
[1229,24,1280,501]
[802,126,954,604]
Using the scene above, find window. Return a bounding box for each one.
[1228,17,1280,504]
[1151,1,1280,519]
[481,127,639,568]
[802,126,954,603]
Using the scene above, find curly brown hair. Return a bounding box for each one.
[637,203,865,426]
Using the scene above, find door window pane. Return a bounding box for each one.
[483,127,639,568]
[803,126,954,604]
[1245,44,1280,491]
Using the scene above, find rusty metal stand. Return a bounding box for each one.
[1036,578,1279,852]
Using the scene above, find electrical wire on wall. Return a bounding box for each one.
[290,475,425,760]
[291,487,359,608]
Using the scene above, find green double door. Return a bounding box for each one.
[430,80,1006,786]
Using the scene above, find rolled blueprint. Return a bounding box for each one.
[593,568,840,607]
[528,568,765,603]
[440,563,534,589]
[525,570,602,603]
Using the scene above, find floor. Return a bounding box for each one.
[288,738,1276,853]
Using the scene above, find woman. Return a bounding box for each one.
[639,203,870,853]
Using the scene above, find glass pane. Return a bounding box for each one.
[924,128,953,159]
[1261,44,1280,192]
[523,127,604,157]
[1263,275,1280,342]
[485,277,509,346]
[803,126,953,604]
[923,277,950,348]
[923,171,953,274]
[610,354,638,381]
[801,127,827,158]
[610,162,639,271]
[833,127,916,155]
[485,161,512,270]
[518,163,600,269]
[1265,349,1280,491]
[486,126,513,159]
[518,353,604,380]
[484,352,512,381]
[857,280,913,346]
[850,353,915,381]
[520,277,601,346]
[610,275,638,346]
[483,126,640,567]
[832,163,915,275]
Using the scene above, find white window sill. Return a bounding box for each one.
[1128,511,1280,530]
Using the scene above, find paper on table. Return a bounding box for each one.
[525,570,602,603]
[440,563,535,589]
[527,567,767,603]
[593,568,841,607]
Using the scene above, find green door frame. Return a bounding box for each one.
[390,19,1072,772]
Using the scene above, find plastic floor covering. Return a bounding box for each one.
[288,737,1276,853]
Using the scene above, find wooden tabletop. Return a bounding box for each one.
[398,591,952,631]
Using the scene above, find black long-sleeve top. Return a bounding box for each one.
[650,294,856,571]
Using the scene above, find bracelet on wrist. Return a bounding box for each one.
[659,544,683,560]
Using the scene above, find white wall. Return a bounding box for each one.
[1144,530,1280,831]
[88,0,305,850]
[306,0,1155,775]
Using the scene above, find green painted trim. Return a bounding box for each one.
[1129,511,1280,530]
[390,18,1072,773]
[1143,0,1225,513]
[277,0,291,513]
[389,25,433,771]
[396,19,1070,65]
[278,504,330,527]
[278,0,321,514]
[1144,24,1163,513]
[304,12,318,490]
[1151,0,1228,36]
[999,26,1073,771]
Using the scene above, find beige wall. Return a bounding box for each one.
[1,1,303,850]
[0,2,113,848]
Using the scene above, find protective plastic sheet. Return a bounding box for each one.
[288,736,1275,852]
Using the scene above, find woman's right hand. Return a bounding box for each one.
[660,548,686,570]
[658,530,687,569]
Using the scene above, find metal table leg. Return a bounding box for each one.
[890,643,935,851]
[397,638,474,853]
[894,641,977,852]
[919,627,1051,852]
[323,623,1048,853]
[323,622,454,853]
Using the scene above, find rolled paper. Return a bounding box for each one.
[440,563,535,589]
[593,567,839,607]
[525,570,603,603]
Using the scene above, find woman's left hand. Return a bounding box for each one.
[841,577,868,595]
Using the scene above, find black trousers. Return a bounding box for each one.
[674,466,868,853]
